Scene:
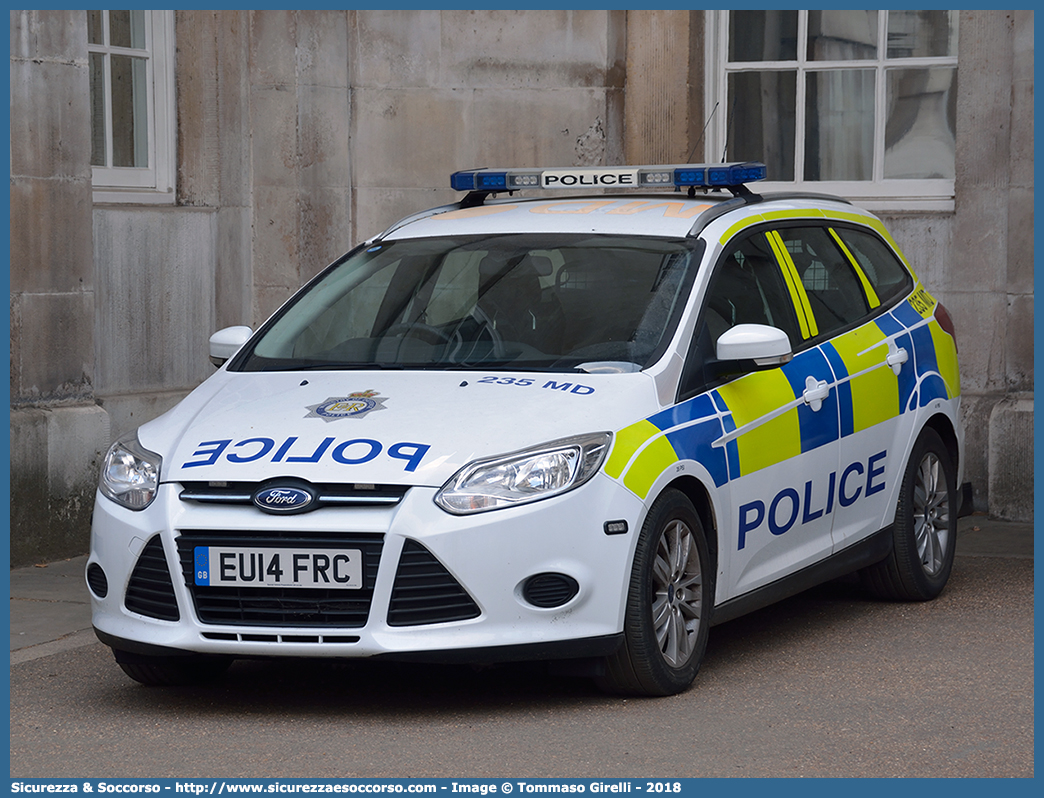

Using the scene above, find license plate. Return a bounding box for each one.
[194,547,363,589]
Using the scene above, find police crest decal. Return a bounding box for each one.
[306,390,387,421]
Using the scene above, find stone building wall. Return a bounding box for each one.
[10,11,110,564]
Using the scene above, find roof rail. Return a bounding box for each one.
[686,190,854,238]
[374,200,465,240]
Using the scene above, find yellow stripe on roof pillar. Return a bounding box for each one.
[768,231,818,339]
[719,214,765,246]
[829,228,880,308]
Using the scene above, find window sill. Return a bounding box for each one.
[92,187,176,206]
[751,180,955,215]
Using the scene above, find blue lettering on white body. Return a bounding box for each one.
[183,436,431,472]
[737,450,887,550]
[542,380,595,395]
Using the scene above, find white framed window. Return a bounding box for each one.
[705,10,958,211]
[88,9,175,204]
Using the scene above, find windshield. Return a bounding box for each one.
[234,233,704,373]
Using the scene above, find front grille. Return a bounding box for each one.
[179,481,408,509]
[176,531,383,628]
[387,540,481,627]
[125,536,180,621]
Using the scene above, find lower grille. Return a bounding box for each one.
[175,531,383,628]
[387,540,481,626]
[125,536,180,621]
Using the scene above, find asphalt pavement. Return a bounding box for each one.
[9,514,1033,664]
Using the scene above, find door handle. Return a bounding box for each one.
[886,341,909,375]
[803,376,830,411]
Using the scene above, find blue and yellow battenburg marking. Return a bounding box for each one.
[605,288,959,500]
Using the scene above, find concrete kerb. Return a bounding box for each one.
[9,516,1033,665]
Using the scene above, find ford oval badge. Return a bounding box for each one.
[253,484,316,514]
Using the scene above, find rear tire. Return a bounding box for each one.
[861,427,956,601]
[597,489,713,696]
[114,651,232,686]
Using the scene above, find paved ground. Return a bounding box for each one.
[9,515,1034,778]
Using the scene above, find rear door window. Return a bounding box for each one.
[774,226,872,339]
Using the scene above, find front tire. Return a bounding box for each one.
[597,490,713,696]
[861,427,957,601]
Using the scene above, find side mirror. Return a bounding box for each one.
[209,326,253,367]
[713,324,793,374]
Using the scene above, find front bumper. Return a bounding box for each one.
[87,474,643,661]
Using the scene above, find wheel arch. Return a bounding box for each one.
[661,475,719,579]
[922,411,960,475]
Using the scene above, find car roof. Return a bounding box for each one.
[380,191,868,242]
[380,194,732,240]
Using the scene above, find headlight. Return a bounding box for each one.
[435,432,611,515]
[100,431,162,510]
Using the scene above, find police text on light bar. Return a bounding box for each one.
[450,162,767,193]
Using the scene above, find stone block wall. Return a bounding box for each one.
[10,11,104,564]
[349,10,626,242]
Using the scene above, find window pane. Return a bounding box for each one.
[729,11,798,62]
[109,10,146,49]
[804,69,875,181]
[884,67,956,179]
[87,10,104,45]
[807,10,878,60]
[727,71,796,181]
[832,228,912,307]
[887,11,958,59]
[89,53,106,166]
[779,227,870,334]
[111,55,148,168]
[706,233,802,347]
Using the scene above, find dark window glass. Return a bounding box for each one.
[679,232,800,399]
[807,10,878,60]
[778,227,870,335]
[726,71,797,181]
[729,11,798,61]
[887,10,958,59]
[704,233,802,347]
[236,234,702,373]
[833,228,913,307]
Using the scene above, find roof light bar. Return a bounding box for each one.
[450,162,766,193]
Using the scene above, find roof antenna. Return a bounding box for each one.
[721,92,737,163]
[685,101,719,164]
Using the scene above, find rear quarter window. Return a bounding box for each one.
[832,227,913,308]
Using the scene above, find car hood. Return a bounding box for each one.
[143,369,661,486]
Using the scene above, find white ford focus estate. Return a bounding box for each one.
[88,163,967,695]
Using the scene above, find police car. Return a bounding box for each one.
[88,163,967,696]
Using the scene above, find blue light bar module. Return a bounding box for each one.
[450,162,767,193]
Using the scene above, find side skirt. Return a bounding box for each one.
[710,525,893,627]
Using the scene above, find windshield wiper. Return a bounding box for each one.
[275,362,404,372]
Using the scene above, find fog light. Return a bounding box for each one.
[521,573,579,608]
[86,563,108,599]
